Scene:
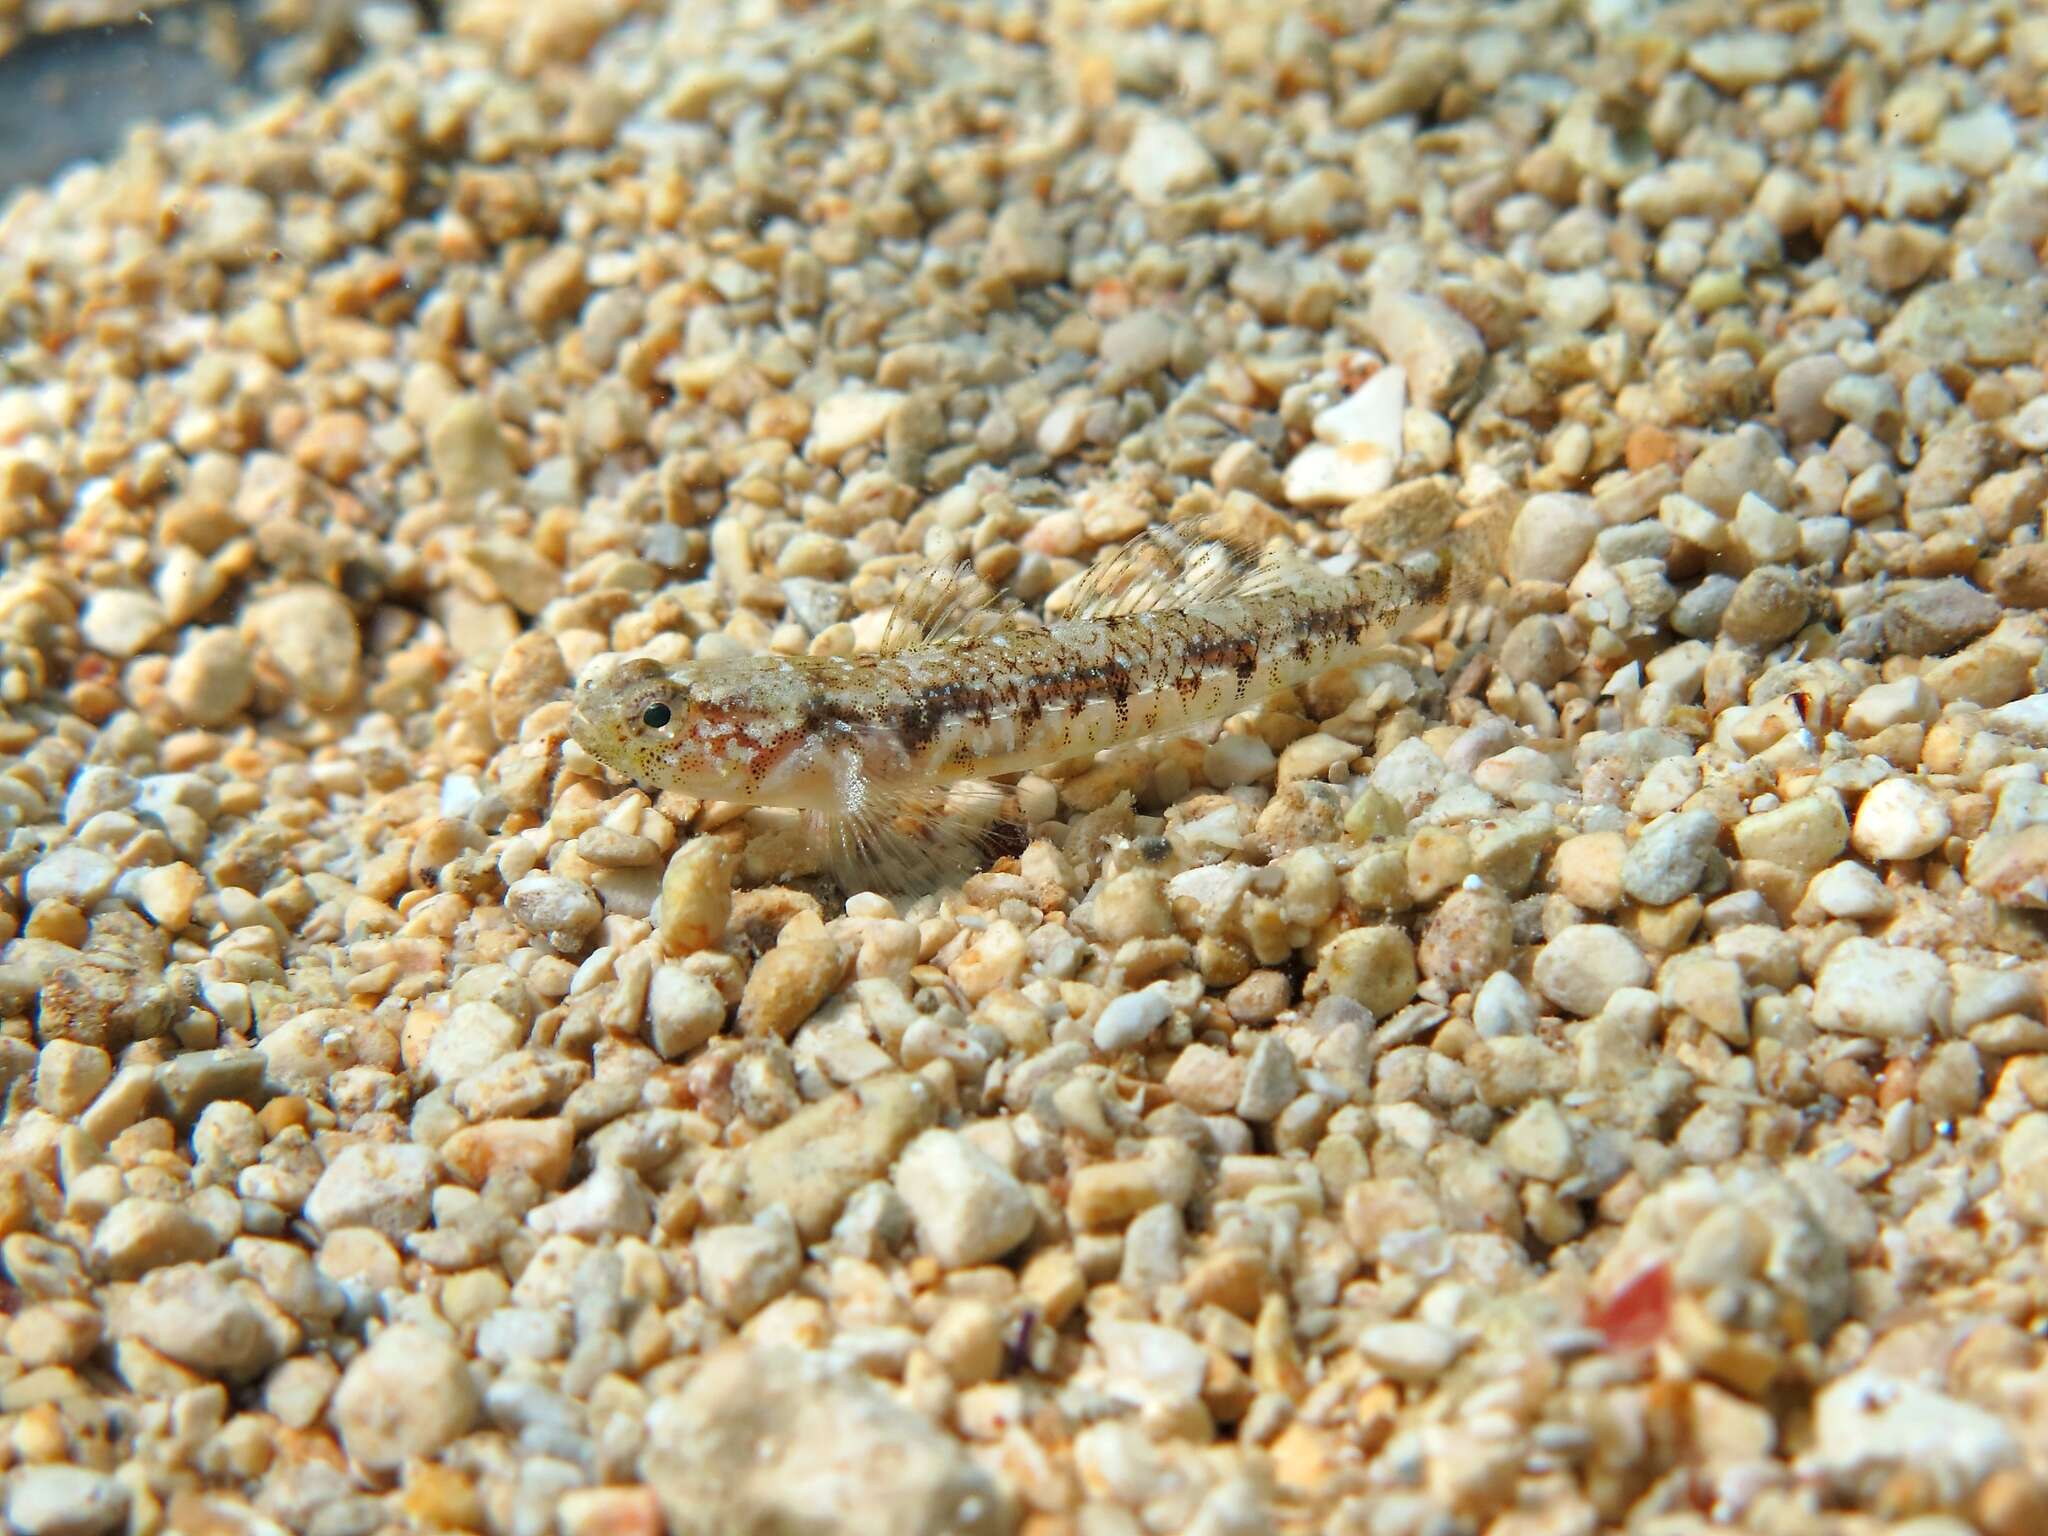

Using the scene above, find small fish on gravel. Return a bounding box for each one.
[572,516,1470,889]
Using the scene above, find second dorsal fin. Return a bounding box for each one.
[1057,513,1344,620]
[879,561,1036,654]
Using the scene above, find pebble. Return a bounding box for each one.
[332,1323,481,1473]
[649,964,728,1057]
[644,1345,1011,1536]
[1850,777,1951,862]
[1809,1369,2019,1503]
[1416,886,1512,995]
[659,838,734,954]
[91,1197,221,1280]
[429,395,517,503]
[1365,291,1484,411]
[304,1140,440,1238]
[738,939,846,1038]
[694,1212,802,1321]
[1882,578,2001,656]
[439,1117,574,1189]
[1505,493,1599,584]
[5,1465,130,1536]
[507,874,604,949]
[1091,1318,1207,1407]
[1807,862,1895,921]
[1118,115,1219,204]
[984,201,1066,286]
[1094,982,1174,1052]
[1286,365,1405,506]
[1682,426,1794,517]
[123,1262,283,1382]
[1813,937,1954,1040]
[1098,310,1175,390]
[247,584,360,711]
[1311,926,1418,1019]
[34,1038,111,1117]
[1354,1320,1465,1384]
[1733,792,1849,874]
[1532,924,1651,1017]
[1235,1036,1300,1123]
[1473,971,1539,1038]
[1843,677,1937,736]
[893,1129,1035,1269]
[1720,566,1809,648]
[423,999,528,1087]
[809,389,903,464]
[1621,810,1721,906]
[700,1071,936,1240]
[24,844,118,908]
[1204,732,1277,787]
[79,588,169,658]
[1687,31,1794,89]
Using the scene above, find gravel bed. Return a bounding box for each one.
[2,0,2048,1533]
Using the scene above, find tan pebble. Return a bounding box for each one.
[1406,828,1472,904]
[399,1461,486,1532]
[1067,1144,1198,1229]
[737,939,846,1038]
[1309,925,1418,1020]
[90,1198,221,1282]
[1163,1042,1245,1114]
[1532,923,1650,1017]
[1090,870,1170,943]
[292,411,370,482]
[948,920,1026,1001]
[1721,566,1809,648]
[1276,732,1356,786]
[122,1263,285,1382]
[558,1487,665,1536]
[429,395,518,504]
[333,1322,479,1473]
[1018,1248,1087,1328]
[5,1301,101,1369]
[1224,970,1291,1026]
[1552,830,1626,911]
[699,1072,936,1240]
[136,863,205,931]
[80,589,169,659]
[694,1214,801,1322]
[34,1039,111,1118]
[1354,1319,1465,1384]
[1183,1247,1267,1319]
[488,632,569,743]
[1733,791,1849,875]
[166,629,254,726]
[659,838,735,955]
[247,585,361,712]
[438,1117,575,1189]
[1416,886,1512,995]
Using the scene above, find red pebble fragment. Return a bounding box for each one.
[1588,1259,1672,1351]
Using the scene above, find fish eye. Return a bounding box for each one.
[641,702,672,729]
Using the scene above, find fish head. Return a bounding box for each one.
[570,653,828,804]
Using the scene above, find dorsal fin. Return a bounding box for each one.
[1057,513,1343,620]
[878,561,1035,654]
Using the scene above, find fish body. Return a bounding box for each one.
[571,521,1454,887]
